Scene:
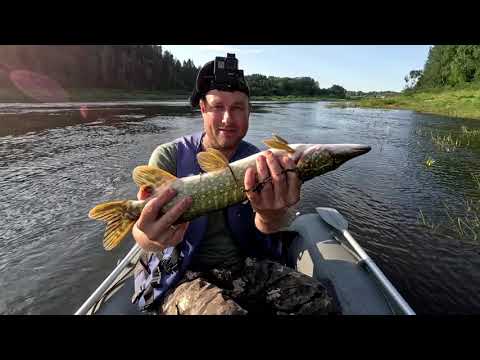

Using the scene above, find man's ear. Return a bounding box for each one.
[199,99,206,114]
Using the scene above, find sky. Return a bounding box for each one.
[162,45,432,92]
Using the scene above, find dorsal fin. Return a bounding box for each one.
[197,148,229,172]
[132,165,176,188]
[263,134,295,153]
[272,134,290,144]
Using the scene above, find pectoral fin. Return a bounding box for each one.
[132,165,176,188]
[197,148,230,172]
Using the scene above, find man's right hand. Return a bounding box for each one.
[132,186,192,253]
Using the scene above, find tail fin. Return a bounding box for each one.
[88,201,137,251]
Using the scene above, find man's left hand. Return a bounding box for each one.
[244,151,300,234]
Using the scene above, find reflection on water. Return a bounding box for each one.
[1,101,479,314]
[0,101,193,137]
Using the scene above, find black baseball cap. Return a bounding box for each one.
[189,54,250,108]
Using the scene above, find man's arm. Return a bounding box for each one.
[133,189,192,253]
[132,142,191,253]
[254,207,297,233]
[148,142,178,175]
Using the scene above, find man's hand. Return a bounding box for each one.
[244,151,300,234]
[132,186,192,253]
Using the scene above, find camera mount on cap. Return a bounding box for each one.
[212,53,243,88]
[190,53,250,107]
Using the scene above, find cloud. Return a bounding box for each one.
[200,45,263,55]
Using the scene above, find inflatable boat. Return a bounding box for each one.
[75,207,415,315]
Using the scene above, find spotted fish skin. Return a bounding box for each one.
[129,143,371,224]
[89,142,371,250]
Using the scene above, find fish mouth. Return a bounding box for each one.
[345,144,371,158]
[328,144,371,167]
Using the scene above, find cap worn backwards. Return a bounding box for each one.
[189,54,250,107]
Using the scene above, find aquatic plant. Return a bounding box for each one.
[472,172,480,189]
[442,200,480,242]
[430,133,462,152]
[417,209,440,232]
[425,156,436,167]
[418,196,480,243]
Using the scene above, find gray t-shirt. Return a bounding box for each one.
[148,142,245,272]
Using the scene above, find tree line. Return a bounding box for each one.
[405,45,480,90]
[245,74,347,98]
[0,45,198,92]
[0,45,347,98]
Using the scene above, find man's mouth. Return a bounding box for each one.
[218,128,237,134]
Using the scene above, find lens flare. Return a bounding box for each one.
[80,105,88,119]
[9,69,69,102]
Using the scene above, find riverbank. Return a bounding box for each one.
[0,87,346,103]
[251,95,344,101]
[334,86,480,120]
[69,88,190,101]
[0,88,190,103]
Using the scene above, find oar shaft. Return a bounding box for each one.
[341,230,415,315]
[74,244,142,315]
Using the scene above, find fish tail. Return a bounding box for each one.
[88,200,138,251]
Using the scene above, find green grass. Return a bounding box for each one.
[332,84,480,120]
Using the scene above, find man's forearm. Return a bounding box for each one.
[255,207,297,234]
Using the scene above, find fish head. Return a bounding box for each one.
[288,143,371,180]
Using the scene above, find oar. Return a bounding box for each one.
[74,243,143,315]
[316,207,415,315]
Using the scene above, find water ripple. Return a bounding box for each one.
[1,101,479,314]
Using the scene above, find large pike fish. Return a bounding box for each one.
[89,135,371,250]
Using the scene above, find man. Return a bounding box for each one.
[132,54,341,315]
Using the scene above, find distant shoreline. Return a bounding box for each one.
[0,88,346,103]
[0,88,189,103]
[251,95,344,102]
[329,86,480,121]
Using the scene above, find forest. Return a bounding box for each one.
[405,45,480,90]
[0,45,347,99]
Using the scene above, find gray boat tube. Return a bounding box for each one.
[75,210,415,315]
[288,209,415,315]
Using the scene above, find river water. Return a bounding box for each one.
[1,100,479,314]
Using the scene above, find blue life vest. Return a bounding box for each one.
[133,131,285,311]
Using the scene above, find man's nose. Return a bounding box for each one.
[222,109,233,125]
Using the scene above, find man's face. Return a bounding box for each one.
[200,90,250,151]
